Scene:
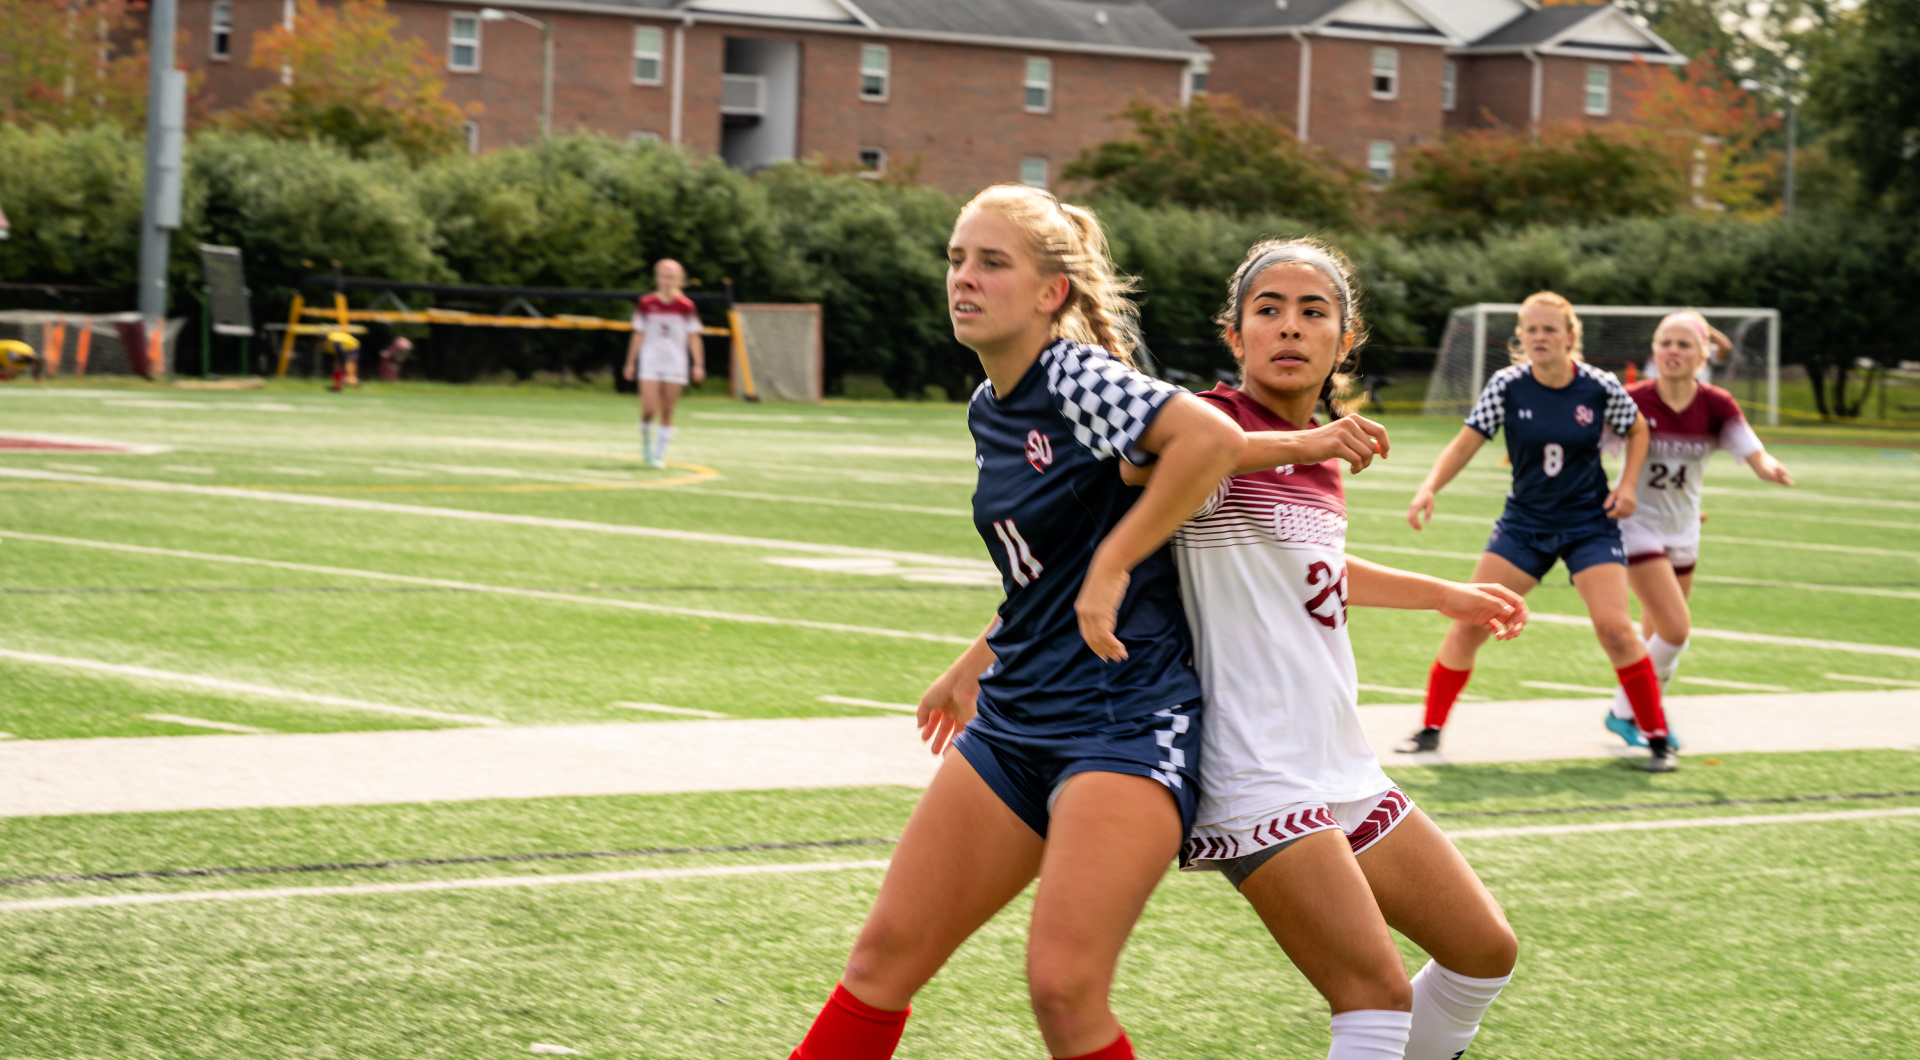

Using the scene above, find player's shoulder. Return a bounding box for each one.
[1700,383,1746,418]
[1194,383,1278,430]
[1039,338,1180,403]
[1484,363,1530,392]
[1575,360,1626,390]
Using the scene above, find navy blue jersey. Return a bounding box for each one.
[968,339,1203,736]
[1466,361,1639,529]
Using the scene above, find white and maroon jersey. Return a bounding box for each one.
[1174,385,1391,842]
[1623,380,1763,538]
[633,292,699,365]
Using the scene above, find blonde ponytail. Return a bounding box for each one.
[957,186,1141,365]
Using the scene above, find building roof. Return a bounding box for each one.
[1151,0,1453,41]
[1471,4,1601,46]
[1459,3,1685,61]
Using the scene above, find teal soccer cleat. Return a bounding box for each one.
[1604,712,1647,748]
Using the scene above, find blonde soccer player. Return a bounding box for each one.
[1604,311,1794,746]
[1402,292,1678,771]
[1126,238,1524,1060]
[622,258,705,467]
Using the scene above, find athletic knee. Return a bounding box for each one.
[1594,622,1641,659]
[1327,966,1414,1014]
[1452,922,1518,979]
[843,913,931,990]
[1025,954,1109,1031]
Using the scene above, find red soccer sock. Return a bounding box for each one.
[1616,655,1668,738]
[790,982,910,1060]
[1423,661,1473,730]
[1057,1029,1134,1060]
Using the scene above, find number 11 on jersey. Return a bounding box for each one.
[993,519,1044,586]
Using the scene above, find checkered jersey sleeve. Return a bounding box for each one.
[1464,368,1516,439]
[1594,367,1639,435]
[1041,340,1184,464]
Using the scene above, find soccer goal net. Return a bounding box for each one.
[730,303,823,402]
[1423,304,1781,425]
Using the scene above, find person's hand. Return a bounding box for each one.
[1075,560,1131,663]
[1755,454,1794,486]
[1438,582,1527,640]
[1296,415,1390,474]
[1407,485,1437,531]
[1604,484,1638,520]
[691,363,706,385]
[622,363,636,382]
[918,667,978,755]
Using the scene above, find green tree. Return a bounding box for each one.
[234,0,468,162]
[1061,96,1365,225]
[0,0,148,131]
[1808,0,1920,213]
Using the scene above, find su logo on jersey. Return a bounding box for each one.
[1574,405,1595,426]
[1025,430,1054,472]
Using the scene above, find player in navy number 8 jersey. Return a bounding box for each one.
[785,186,1243,1060]
[1402,291,1679,772]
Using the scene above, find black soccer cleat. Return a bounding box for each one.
[1395,727,1441,754]
[1645,735,1679,773]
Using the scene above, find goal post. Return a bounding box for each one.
[1424,304,1781,425]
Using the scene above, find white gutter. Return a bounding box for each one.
[1526,47,1542,136]
[670,16,689,145]
[1291,29,1312,141]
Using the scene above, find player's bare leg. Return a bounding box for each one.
[1026,771,1183,1057]
[1357,809,1517,1060]
[1236,830,1411,1013]
[1617,558,1692,746]
[651,381,684,466]
[1575,563,1675,770]
[1401,552,1536,753]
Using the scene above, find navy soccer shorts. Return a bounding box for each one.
[953,701,1203,839]
[1485,515,1626,581]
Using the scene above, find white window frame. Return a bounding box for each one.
[1371,47,1398,100]
[633,25,664,85]
[1585,63,1611,116]
[1020,156,1048,188]
[630,130,662,143]
[1367,140,1394,181]
[1024,57,1052,113]
[1441,60,1457,112]
[857,147,887,175]
[209,0,233,60]
[462,120,480,154]
[448,13,481,73]
[860,44,889,102]
[1187,58,1209,102]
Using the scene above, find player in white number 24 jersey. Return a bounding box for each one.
[1126,240,1525,1060]
[1606,312,1794,746]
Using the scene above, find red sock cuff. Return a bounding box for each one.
[1056,1029,1134,1060]
[1424,661,1472,730]
[1615,656,1668,738]
[830,982,909,1024]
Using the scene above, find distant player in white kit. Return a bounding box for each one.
[623,258,705,467]
[1126,239,1524,1060]
[1606,311,1794,746]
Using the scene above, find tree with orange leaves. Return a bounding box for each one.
[0,0,149,130]
[1620,53,1780,215]
[234,0,472,163]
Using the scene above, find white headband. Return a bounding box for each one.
[1238,246,1352,332]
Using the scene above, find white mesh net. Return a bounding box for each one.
[730,304,822,402]
[1423,305,1779,424]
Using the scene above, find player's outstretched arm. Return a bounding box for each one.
[1747,450,1794,486]
[686,327,706,385]
[622,331,640,382]
[1407,426,1486,530]
[1118,415,1388,487]
[1604,413,1649,520]
[1078,395,1244,662]
[918,621,997,754]
[1346,556,1527,640]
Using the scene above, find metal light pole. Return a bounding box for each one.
[139,0,187,373]
[482,8,552,139]
[1742,77,1798,221]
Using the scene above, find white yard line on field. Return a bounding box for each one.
[0,468,993,571]
[0,648,501,726]
[1676,676,1793,692]
[676,488,972,518]
[1356,683,1487,702]
[0,859,896,913]
[0,530,975,646]
[138,714,272,734]
[818,695,921,713]
[1446,805,1920,840]
[611,702,731,719]
[1702,535,1920,561]
[1692,575,1920,601]
[1825,673,1920,689]
[1520,680,1615,696]
[1699,485,1920,512]
[1526,611,1920,661]
[1347,542,1483,562]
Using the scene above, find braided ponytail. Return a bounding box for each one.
[957,186,1140,365]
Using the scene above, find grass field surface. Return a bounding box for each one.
[2,378,1917,1058]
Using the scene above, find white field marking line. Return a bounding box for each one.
[1676,676,1793,692]
[270,466,325,477]
[1825,672,1920,689]
[0,859,895,914]
[1355,682,1488,702]
[0,468,995,571]
[0,733,13,740]
[677,488,971,518]
[1692,507,1920,534]
[1347,542,1484,562]
[1527,611,1920,661]
[0,530,976,646]
[1693,575,1920,602]
[103,399,303,413]
[0,648,502,726]
[818,695,920,713]
[753,463,978,486]
[43,463,102,474]
[1699,485,1920,512]
[161,465,216,475]
[1447,806,1920,840]
[1702,535,1920,561]
[611,701,731,719]
[138,714,272,734]
[1519,680,1615,696]
[372,467,430,477]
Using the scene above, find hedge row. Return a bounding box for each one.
[2,124,1914,391]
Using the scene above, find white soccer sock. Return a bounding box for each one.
[1406,961,1510,1060]
[1610,684,1635,720]
[1647,634,1688,685]
[656,426,674,459]
[1328,1009,1412,1060]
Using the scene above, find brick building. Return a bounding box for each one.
[173,0,1205,194]
[1151,0,1683,179]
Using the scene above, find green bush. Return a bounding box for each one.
[0,123,146,296]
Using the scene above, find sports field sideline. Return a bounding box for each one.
[2,380,1917,1058]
